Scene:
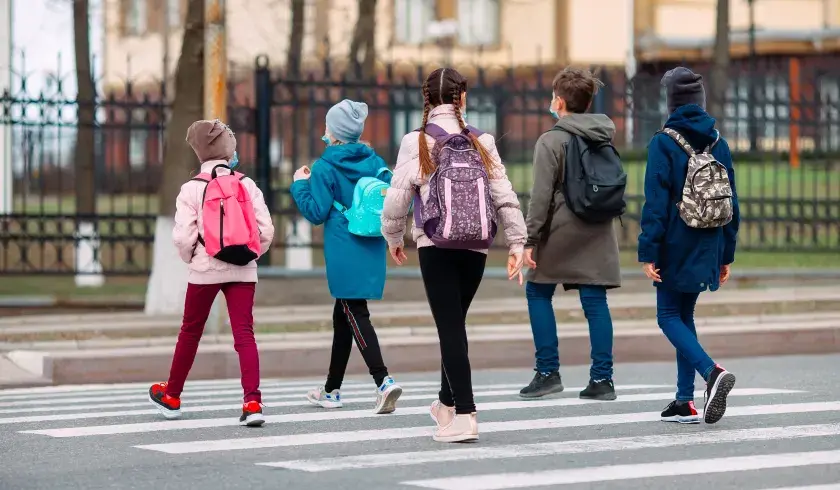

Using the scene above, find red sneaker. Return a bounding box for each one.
[149,382,182,419]
[240,400,265,427]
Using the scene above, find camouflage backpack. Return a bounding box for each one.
[660,128,733,229]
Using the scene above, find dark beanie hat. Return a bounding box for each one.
[661,67,706,114]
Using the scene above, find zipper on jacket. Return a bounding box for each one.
[219,200,225,248]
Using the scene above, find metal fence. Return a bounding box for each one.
[2,54,839,275]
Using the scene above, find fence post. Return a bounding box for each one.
[0,0,10,214]
[254,55,273,267]
[789,57,800,169]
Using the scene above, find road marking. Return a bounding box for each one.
[399,449,840,489]
[256,423,840,472]
[4,382,596,411]
[134,395,828,455]
[0,377,340,399]
[18,386,735,436]
[762,486,840,490]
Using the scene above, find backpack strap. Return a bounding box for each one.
[704,130,721,153]
[375,166,392,178]
[659,128,696,156]
[210,163,231,179]
[415,124,485,140]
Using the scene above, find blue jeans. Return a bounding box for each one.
[526,282,614,381]
[656,288,716,401]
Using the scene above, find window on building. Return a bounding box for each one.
[394,0,435,44]
[166,0,181,28]
[819,77,840,151]
[129,109,147,169]
[457,0,500,46]
[125,0,148,36]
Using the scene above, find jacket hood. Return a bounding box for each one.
[320,143,384,180]
[663,104,718,150]
[553,113,616,142]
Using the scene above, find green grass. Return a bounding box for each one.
[12,161,840,215]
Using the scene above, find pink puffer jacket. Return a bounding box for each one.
[172,160,275,284]
[381,104,526,255]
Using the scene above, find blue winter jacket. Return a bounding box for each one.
[637,104,740,293]
[290,144,391,300]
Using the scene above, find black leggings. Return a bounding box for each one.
[325,299,389,392]
[418,247,487,414]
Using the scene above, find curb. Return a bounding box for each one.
[5,322,840,387]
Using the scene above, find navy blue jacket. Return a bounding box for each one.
[637,104,740,293]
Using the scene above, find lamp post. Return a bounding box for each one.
[748,0,758,152]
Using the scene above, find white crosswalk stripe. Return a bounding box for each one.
[399,450,840,489]
[4,376,840,490]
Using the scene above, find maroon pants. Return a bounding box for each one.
[165,282,261,403]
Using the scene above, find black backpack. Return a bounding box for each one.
[553,129,627,224]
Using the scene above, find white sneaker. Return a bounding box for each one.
[306,386,343,409]
[373,376,402,414]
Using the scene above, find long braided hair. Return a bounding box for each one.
[418,68,495,177]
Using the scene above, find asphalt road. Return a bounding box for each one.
[1,354,839,490]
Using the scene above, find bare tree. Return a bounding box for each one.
[145,0,206,314]
[71,0,104,286]
[710,0,730,121]
[72,0,95,216]
[348,0,377,79]
[287,0,305,77]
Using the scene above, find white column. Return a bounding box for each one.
[285,217,312,270]
[0,0,12,214]
[74,221,105,287]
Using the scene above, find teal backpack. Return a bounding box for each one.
[333,167,392,237]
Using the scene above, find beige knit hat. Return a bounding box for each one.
[186,119,237,163]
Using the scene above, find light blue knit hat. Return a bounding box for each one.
[325,99,368,143]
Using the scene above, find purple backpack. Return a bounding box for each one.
[413,123,498,249]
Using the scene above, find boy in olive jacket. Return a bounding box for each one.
[520,68,621,401]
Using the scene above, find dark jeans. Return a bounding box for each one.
[325,299,389,392]
[656,287,716,401]
[418,247,486,415]
[526,282,614,381]
[166,282,261,403]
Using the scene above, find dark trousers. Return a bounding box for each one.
[418,247,486,415]
[166,282,261,403]
[325,299,389,392]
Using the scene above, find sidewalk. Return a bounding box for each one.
[2,286,839,335]
[3,301,840,387]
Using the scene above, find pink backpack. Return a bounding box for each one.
[191,164,261,266]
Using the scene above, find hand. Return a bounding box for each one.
[642,263,662,283]
[524,248,537,269]
[720,264,731,285]
[507,252,524,285]
[293,166,311,182]
[389,245,407,265]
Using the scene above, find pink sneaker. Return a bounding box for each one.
[433,412,478,443]
[429,400,455,427]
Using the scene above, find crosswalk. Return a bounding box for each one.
[3,375,840,489]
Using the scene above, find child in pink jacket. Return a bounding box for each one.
[148,119,275,426]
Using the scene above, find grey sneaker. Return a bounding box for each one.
[306,386,343,409]
[373,376,402,414]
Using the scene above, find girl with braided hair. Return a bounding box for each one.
[381,68,527,443]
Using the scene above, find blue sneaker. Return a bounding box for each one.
[306,386,343,409]
[373,376,402,414]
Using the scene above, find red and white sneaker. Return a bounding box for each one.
[148,382,182,420]
[240,401,265,427]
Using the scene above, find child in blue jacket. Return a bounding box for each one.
[638,67,740,425]
[291,99,402,414]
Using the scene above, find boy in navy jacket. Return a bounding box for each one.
[638,67,740,425]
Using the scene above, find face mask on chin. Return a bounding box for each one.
[549,96,560,120]
[321,134,331,145]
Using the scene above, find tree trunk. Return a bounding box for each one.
[145,0,206,315]
[73,0,95,215]
[710,0,730,122]
[348,0,377,80]
[72,0,103,287]
[287,0,304,77]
